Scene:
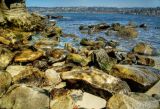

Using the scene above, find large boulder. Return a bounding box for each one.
[110,64,160,91]
[0,71,12,97]
[61,68,130,95]
[0,84,50,109]
[107,92,160,109]
[0,0,46,31]
[0,47,14,70]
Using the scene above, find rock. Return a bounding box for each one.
[107,40,119,48]
[45,69,62,86]
[49,49,67,63]
[79,23,110,34]
[117,27,138,38]
[146,80,160,97]
[111,23,121,31]
[0,84,50,109]
[0,0,46,31]
[0,71,12,97]
[92,49,117,71]
[34,38,59,50]
[33,59,48,69]
[45,26,62,37]
[110,64,160,91]
[0,47,14,70]
[107,92,160,109]
[62,33,78,38]
[61,68,130,95]
[64,43,77,53]
[140,23,147,28]
[66,53,91,66]
[50,89,82,109]
[14,49,43,62]
[133,42,158,56]
[76,92,106,109]
[80,38,105,48]
[136,55,155,66]
[6,65,27,77]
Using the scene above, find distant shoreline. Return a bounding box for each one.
[28,7,160,17]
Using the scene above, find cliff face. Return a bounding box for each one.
[0,0,46,31]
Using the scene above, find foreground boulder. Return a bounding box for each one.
[107,92,160,109]
[133,42,158,56]
[61,68,130,95]
[110,64,160,91]
[0,71,12,97]
[0,84,50,109]
[0,47,14,70]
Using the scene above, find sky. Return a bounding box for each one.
[26,0,160,7]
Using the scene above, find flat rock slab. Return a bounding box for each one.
[61,68,130,94]
[146,80,160,96]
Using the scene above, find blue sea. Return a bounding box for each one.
[50,13,160,51]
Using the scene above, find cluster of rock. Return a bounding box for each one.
[79,22,147,38]
[0,0,160,109]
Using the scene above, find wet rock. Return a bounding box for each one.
[107,92,160,109]
[107,40,119,48]
[110,64,160,91]
[92,49,117,71]
[14,49,43,62]
[0,84,50,109]
[79,23,110,34]
[0,71,12,97]
[136,55,155,66]
[0,47,14,70]
[139,23,147,28]
[111,23,121,31]
[62,33,78,38]
[80,38,106,49]
[50,89,82,109]
[61,68,130,94]
[117,27,138,38]
[133,42,158,56]
[66,53,91,66]
[45,25,62,37]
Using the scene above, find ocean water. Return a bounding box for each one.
[50,13,160,51]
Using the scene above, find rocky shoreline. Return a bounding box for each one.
[0,0,160,109]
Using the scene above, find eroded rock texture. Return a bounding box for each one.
[0,0,46,31]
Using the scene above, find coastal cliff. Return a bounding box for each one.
[0,0,45,31]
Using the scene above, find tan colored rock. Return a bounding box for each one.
[110,64,159,90]
[50,89,82,109]
[146,80,160,96]
[14,49,43,62]
[107,92,160,109]
[67,53,91,66]
[0,47,14,70]
[0,84,50,109]
[61,68,130,94]
[133,42,158,56]
[0,71,12,97]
